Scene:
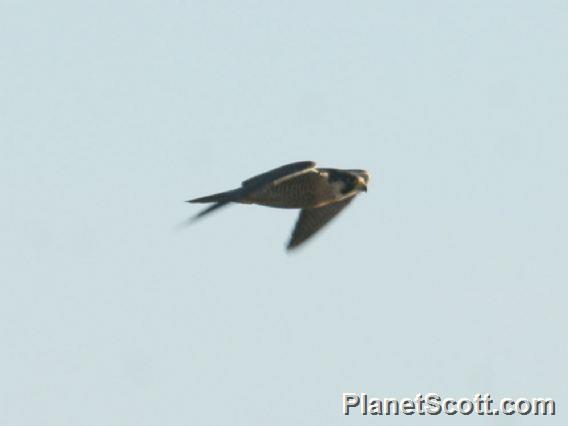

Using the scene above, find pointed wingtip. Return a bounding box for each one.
[174,216,197,231]
[286,240,301,252]
[175,208,211,230]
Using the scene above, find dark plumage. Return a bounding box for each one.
[187,161,370,250]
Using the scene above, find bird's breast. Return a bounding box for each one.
[244,173,336,209]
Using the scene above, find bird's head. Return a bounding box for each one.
[348,170,370,193]
[325,168,370,195]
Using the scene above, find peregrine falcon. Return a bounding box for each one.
[187,161,370,250]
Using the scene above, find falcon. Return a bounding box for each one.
[187,161,370,250]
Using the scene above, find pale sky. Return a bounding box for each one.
[1,1,567,425]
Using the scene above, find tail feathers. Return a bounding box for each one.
[190,201,230,221]
[186,188,240,222]
[187,188,239,204]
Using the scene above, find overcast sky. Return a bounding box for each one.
[1,1,567,425]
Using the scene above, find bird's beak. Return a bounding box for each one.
[356,176,368,192]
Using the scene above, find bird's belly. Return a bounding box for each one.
[245,185,328,209]
[247,192,320,208]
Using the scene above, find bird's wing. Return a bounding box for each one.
[287,196,355,250]
[241,161,316,190]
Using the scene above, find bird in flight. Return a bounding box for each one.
[187,161,370,250]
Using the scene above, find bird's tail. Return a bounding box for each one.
[186,188,241,221]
